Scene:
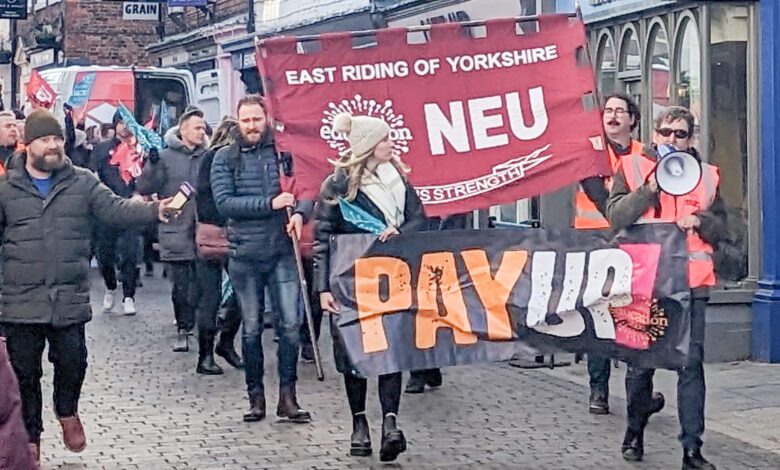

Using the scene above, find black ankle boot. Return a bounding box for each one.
[683,448,716,470]
[243,393,265,422]
[404,373,425,394]
[215,332,244,369]
[350,414,372,457]
[379,414,407,462]
[196,332,223,375]
[621,429,644,462]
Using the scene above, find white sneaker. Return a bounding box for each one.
[122,297,137,316]
[102,289,115,312]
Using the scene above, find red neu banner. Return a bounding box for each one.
[257,15,609,216]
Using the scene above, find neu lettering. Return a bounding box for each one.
[423,87,549,156]
[354,248,633,353]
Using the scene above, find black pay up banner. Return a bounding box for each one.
[329,224,691,377]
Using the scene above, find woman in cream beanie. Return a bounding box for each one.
[312,112,427,462]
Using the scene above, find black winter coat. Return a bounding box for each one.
[210,130,312,262]
[312,168,427,294]
[0,155,160,326]
[89,138,136,198]
[196,149,226,226]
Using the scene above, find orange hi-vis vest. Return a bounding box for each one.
[574,140,643,229]
[620,153,720,288]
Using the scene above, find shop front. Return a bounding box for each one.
[581,0,759,361]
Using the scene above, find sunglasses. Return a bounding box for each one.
[656,128,690,139]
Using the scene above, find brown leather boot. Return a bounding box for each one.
[57,414,87,452]
[29,441,40,464]
[276,384,312,423]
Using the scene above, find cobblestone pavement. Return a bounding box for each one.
[33,268,780,469]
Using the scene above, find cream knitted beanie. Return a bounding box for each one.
[332,113,390,157]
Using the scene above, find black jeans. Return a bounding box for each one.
[626,296,707,450]
[299,258,323,345]
[195,258,241,336]
[167,261,198,331]
[1,322,87,443]
[588,355,611,395]
[96,227,140,299]
[344,372,403,416]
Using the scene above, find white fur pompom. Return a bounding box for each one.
[333,113,353,134]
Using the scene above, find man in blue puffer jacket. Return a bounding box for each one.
[211,95,313,424]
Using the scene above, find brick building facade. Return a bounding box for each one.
[16,0,158,67]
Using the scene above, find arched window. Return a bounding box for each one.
[675,16,701,136]
[595,31,617,97]
[648,21,671,121]
[619,26,641,77]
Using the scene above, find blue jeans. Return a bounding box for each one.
[229,256,302,396]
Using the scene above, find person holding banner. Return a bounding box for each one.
[314,112,427,462]
[576,93,664,417]
[210,95,313,424]
[608,106,726,470]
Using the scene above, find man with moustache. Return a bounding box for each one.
[0,109,174,463]
[0,110,20,168]
[574,93,664,417]
[211,95,313,423]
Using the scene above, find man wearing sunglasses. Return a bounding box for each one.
[607,106,727,470]
[575,93,665,417]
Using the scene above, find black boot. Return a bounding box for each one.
[683,448,716,470]
[215,332,244,369]
[349,413,372,457]
[196,332,224,375]
[621,428,644,462]
[589,389,609,415]
[404,372,426,394]
[424,368,443,388]
[379,414,407,462]
[649,392,666,416]
[243,393,266,422]
[276,384,312,423]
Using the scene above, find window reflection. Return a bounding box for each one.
[649,24,671,120]
[597,33,617,96]
[676,18,701,141]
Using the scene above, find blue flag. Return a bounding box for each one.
[338,197,387,235]
[117,103,163,152]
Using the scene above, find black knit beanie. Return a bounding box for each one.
[25,109,64,144]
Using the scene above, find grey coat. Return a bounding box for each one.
[0,155,160,326]
[137,134,206,262]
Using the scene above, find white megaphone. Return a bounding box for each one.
[655,144,702,196]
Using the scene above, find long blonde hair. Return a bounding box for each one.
[330,147,410,202]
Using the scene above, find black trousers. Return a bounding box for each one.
[96,227,140,299]
[195,258,241,336]
[344,372,402,417]
[626,296,707,450]
[1,323,87,443]
[588,355,611,395]
[167,261,198,331]
[299,258,323,345]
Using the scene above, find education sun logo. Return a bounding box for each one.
[319,94,413,157]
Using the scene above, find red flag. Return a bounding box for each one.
[110,139,144,185]
[26,70,58,109]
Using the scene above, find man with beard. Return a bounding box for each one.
[211,95,313,423]
[0,109,174,463]
[0,110,20,168]
[90,110,146,315]
[137,107,208,352]
[574,93,665,417]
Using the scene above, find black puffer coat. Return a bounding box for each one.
[0,155,159,326]
[210,130,312,262]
